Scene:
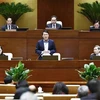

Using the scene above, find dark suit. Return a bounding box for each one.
[2,24,17,31]
[90,53,96,60]
[35,39,56,60]
[46,23,62,29]
[81,93,97,100]
[90,26,100,31]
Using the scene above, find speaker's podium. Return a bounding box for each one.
[42,53,61,61]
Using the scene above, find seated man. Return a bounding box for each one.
[90,20,100,30]
[77,85,89,98]
[2,17,17,31]
[46,15,62,29]
[81,79,99,100]
[35,30,56,60]
[90,45,100,60]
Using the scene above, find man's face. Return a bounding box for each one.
[94,22,99,29]
[42,32,49,40]
[51,17,57,24]
[6,18,12,25]
[94,47,100,54]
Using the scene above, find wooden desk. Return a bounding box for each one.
[0,30,100,60]
[0,60,99,91]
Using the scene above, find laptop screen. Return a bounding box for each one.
[92,56,100,60]
[90,28,100,31]
[0,55,8,60]
[17,28,29,31]
[42,55,58,60]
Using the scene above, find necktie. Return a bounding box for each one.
[9,25,11,30]
[53,24,56,28]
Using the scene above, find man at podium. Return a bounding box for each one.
[35,30,56,60]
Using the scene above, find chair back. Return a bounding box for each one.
[47,21,62,26]
[43,94,77,100]
[0,84,16,93]
[3,53,13,60]
[66,85,80,94]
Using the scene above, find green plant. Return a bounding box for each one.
[5,61,32,82]
[76,62,100,81]
[0,2,33,23]
[78,1,100,24]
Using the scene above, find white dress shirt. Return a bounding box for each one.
[44,41,49,51]
[52,24,56,28]
[7,25,11,30]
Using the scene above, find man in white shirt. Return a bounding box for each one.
[35,30,56,60]
[46,15,62,29]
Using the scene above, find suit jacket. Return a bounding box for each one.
[2,24,17,31]
[81,93,97,100]
[90,53,96,60]
[46,23,62,29]
[35,39,56,59]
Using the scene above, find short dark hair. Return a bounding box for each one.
[51,15,57,20]
[42,30,49,35]
[87,79,99,93]
[53,82,69,94]
[4,76,12,84]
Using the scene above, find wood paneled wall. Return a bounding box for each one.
[37,0,74,29]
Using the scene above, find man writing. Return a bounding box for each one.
[46,15,62,29]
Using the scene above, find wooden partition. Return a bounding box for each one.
[0,60,100,92]
[0,30,100,60]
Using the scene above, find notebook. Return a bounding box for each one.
[17,28,28,31]
[92,56,100,60]
[0,55,8,60]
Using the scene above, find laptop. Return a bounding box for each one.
[60,27,72,30]
[17,28,29,31]
[0,55,8,60]
[92,56,100,60]
[90,28,100,31]
[42,55,58,60]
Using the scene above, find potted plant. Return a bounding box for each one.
[78,1,100,24]
[76,62,100,81]
[5,61,32,82]
[0,2,33,24]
